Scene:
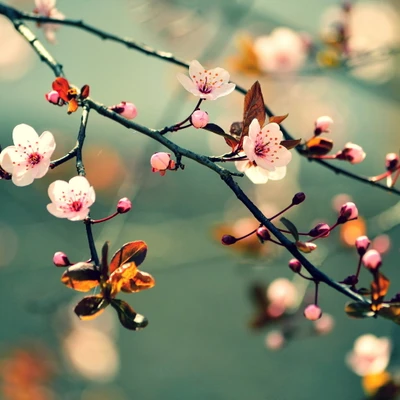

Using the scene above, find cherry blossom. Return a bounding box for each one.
[177,60,236,100]
[47,176,96,221]
[346,334,391,376]
[253,28,308,73]
[242,119,292,174]
[0,124,56,186]
[33,0,65,44]
[235,159,287,184]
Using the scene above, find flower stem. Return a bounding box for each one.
[269,204,294,221]
[76,104,90,176]
[84,219,99,267]
[91,212,119,224]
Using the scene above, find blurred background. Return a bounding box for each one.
[0,0,400,399]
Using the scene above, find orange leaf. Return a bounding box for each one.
[344,301,374,319]
[61,262,100,292]
[371,272,390,311]
[378,303,400,325]
[67,99,79,114]
[74,295,108,320]
[269,114,288,124]
[306,136,333,156]
[280,139,302,150]
[52,77,70,99]
[110,299,148,331]
[121,270,156,293]
[109,262,138,295]
[109,241,148,274]
[80,84,90,99]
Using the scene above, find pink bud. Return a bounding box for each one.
[337,143,366,164]
[256,227,270,242]
[385,153,399,171]
[314,313,334,335]
[221,234,237,245]
[362,249,382,271]
[304,304,322,321]
[337,202,358,224]
[150,152,173,175]
[265,330,285,350]
[45,90,62,105]
[314,116,333,134]
[109,101,138,120]
[191,110,209,129]
[117,197,132,214]
[53,251,71,267]
[355,235,370,256]
[288,258,301,273]
[308,223,330,238]
[292,192,306,205]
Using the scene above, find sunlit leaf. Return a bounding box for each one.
[371,272,390,312]
[109,262,138,295]
[362,371,394,398]
[241,81,266,141]
[121,270,156,293]
[61,262,100,292]
[306,136,333,156]
[52,77,69,101]
[378,303,400,325]
[110,299,148,331]
[296,240,317,253]
[80,84,90,99]
[280,139,302,150]
[67,99,79,114]
[74,295,108,320]
[109,241,148,274]
[344,301,374,319]
[269,114,288,124]
[224,136,240,151]
[280,217,299,241]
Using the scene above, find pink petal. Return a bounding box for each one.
[48,180,70,203]
[68,176,91,192]
[31,159,50,179]
[243,136,256,161]
[210,67,230,84]
[0,146,16,172]
[188,60,205,78]
[68,209,90,221]
[85,186,96,207]
[267,166,287,180]
[38,131,56,155]
[261,123,282,142]
[273,147,292,167]
[12,170,34,187]
[235,160,251,172]
[12,124,39,148]
[245,166,269,184]
[176,73,199,95]
[254,156,276,172]
[248,118,261,141]
[206,83,236,100]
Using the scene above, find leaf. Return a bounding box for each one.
[224,136,239,151]
[229,121,243,138]
[109,262,138,295]
[358,288,371,296]
[280,139,302,150]
[74,295,108,320]
[296,241,317,253]
[100,241,110,280]
[80,84,90,99]
[269,114,288,124]
[109,241,148,274]
[241,81,266,141]
[67,99,79,114]
[280,217,299,241]
[111,299,148,331]
[305,137,333,156]
[61,262,101,292]
[121,270,156,293]
[202,123,226,136]
[344,301,374,319]
[52,77,70,101]
[371,272,390,312]
[378,303,400,325]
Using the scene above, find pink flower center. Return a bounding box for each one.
[27,152,42,166]
[254,141,270,157]
[70,201,83,212]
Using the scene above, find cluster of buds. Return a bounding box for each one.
[370,152,400,188]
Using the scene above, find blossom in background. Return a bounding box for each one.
[346,334,391,376]
[0,124,55,186]
[177,60,236,100]
[33,0,65,44]
[253,28,308,73]
[47,176,95,221]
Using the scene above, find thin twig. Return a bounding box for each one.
[76,105,90,176]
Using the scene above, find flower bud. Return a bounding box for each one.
[314,116,333,135]
[109,101,138,120]
[337,202,358,224]
[296,241,317,253]
[191,110,209,129]
[385,153,399,171]
[45,90,62,106]
[117,197,132,214]
[221,234,237,245]
[292,192,306,205]
[150,152,175,176]
[308,223,330,238]
[288,258,301,273]
[304,304,322,321]
[53,251,71,267]
[336,143,366,164]
[256,227,270,242]
[355,235,370,256]
[362,249,382,271]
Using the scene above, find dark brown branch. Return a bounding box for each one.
[76,105,90,176]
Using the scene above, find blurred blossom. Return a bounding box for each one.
[332,193,353,212]
[265,330,285,350]
[34,0,65,44]
[346,334,391,376]
[340,217,366,247]
[313,313,334,335]
[267,278,298,310]
[253,28,308,73]
[63,327,119,382]
[372,234,391,254]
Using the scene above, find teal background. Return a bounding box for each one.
[0,0,399,399]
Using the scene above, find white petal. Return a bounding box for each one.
[248,118,261,141]
[210,67,230,84]
[207,83,236,100]
[68,176,91,192]
[189,60,205,77]
[48,180,69,203]
[47,203,67,218]
[38,131,56,155]
[273,147,292,167]
[262,123,282,141]
[0,147,16,172]
[267,166,287,181]
[245,166,269,184]
[243,137,256,162]
[68,209,90,221]
[235,160,251,173]
[176,73,199,95]
[32,159,50,179]
[12,170,34,187]
[254,156,276,171]
[12,124,39,147]
[85,186,96,206]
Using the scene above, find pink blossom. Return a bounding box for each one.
[45,90,63,105]
[243,119,292,174]
[177,60,236,101]
[315,116,333,133]
[313,313,334,335]
[53,251,71,267]
[304,304,322,321]
[338,201,358,223]
[265,330,285,350]
[0,124,56,186]
[308,223,330,238]
[150,152,175,176]
[288,259,301,273]
[34,0,65,44]
[47,176,95,221]
[337,143,366,164]
[362,249,382,271]
[191,110,209,128]
[346,334,391,376]
[235,159,287,184]
[109,102,138,120]
[117,197,132,214]
[355,235,370,256]
[267,278,299,309]
[254,28,308,73]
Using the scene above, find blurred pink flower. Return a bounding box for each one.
[254,28,308,73]
[265,330,285,350]
[34,0,65,44]
[47,176,95,221]
[346,334,391,376]
[177,60,236,100]
[0,124,55,186]
[267,278,298,309]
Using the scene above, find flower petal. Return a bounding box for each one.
[262,122,282,141]
[206,83,236,100]
[254,156,276,171]
[189,60,205,78]
[12,169,34,187]
[235,160,252,173]
[248,118,261,141]
[48,179,69,203]
[68,175,91,192]
[272,147,292,167]
[0,147,16,172]
[38,130,56,155]
[121,271,156,293]
[243,136,255,161]
[176,73,198,95]
[12,124,39,147]
[267,166,287,180]
[31,159,50,179]
[245,166,270,184]
[67,209,90,221]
